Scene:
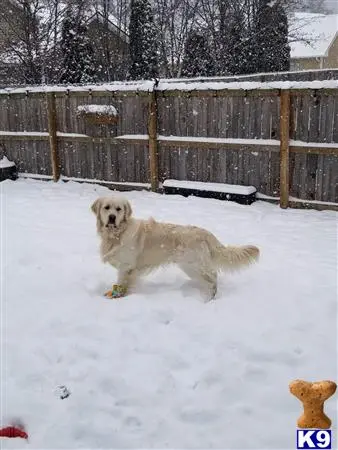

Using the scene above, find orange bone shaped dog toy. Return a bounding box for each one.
[289,379,337,429]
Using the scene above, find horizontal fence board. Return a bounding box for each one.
[2,132,337,155]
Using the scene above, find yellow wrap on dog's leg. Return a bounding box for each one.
[104,284,128,299]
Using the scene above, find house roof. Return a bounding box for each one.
[290,12,338,59]
[86,10,129,43]
[6,0,129,44]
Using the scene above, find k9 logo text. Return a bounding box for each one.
[297,429,332,449]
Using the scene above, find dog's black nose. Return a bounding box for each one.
[108,214,116,224]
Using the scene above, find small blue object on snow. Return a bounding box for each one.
[55,385,71,399]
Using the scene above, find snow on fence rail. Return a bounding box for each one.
[1,79,338,97]
[0,79,337,209]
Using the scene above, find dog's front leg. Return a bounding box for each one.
[117,267,139,289]
[104,267,138,299]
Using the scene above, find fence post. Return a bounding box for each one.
[46,92,60,182]
[148,83,159,192]
[279,89,290,209]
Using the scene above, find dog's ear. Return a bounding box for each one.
[91,198,104,232]
[91,198,101,215]
[124,200,133,220]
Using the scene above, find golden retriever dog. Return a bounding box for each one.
[91,195,259,301]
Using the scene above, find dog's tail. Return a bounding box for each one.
[211,244,259,272]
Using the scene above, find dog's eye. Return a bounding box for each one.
[104,205,110,210]
[116,207,121,212]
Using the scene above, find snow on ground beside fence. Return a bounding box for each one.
[1,178,337,449]
[18,173,152,188]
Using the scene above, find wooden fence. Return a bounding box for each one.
[0,79,337,209]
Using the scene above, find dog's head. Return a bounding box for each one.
[91,196,133,233]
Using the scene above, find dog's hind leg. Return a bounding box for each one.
[179,263,218,301]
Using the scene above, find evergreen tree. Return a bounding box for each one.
[181,30,213,77]
[217,0,231,75]
[128,0,158,80]
[252,0,290,73]
[219,6,250,75]
[60,7,97,84]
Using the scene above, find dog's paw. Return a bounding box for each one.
[104,284,127,299]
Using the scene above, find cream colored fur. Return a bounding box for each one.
[91,195,260,301]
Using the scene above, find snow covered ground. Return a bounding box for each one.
[1,179,337,449]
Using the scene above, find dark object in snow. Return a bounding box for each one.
[163,179,257,205]
[0,156,17,182]
[0,426,28,439]
[56,385,71,399]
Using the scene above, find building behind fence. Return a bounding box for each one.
[0,71,337,209]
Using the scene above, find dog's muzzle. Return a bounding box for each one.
[107,214,116,226]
